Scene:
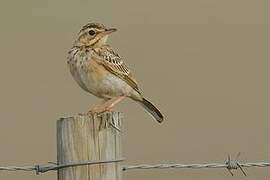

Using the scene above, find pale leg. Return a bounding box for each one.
[88,96,126,114]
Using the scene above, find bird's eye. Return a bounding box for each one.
[88,30,96,36]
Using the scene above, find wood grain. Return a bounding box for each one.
[57,112,122,180]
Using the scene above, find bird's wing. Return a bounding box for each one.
[92,45,141,94]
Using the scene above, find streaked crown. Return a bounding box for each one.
[76,22,117,47]
[79,23,106,34]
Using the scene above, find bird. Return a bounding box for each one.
[67,23,164,123]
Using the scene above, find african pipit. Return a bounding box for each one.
[67,23,163,123]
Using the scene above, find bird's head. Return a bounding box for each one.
[76,23,117,47]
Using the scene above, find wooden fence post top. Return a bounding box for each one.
[58,112,123,130]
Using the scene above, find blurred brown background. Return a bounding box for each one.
[0,0,270,179]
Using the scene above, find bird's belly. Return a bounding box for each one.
[70,60,132,99]
[97,73,133,98]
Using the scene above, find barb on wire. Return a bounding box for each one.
[225,152,247,176]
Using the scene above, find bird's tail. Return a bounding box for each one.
[138,98,164,123]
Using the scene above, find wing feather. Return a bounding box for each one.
[92,46,141,94]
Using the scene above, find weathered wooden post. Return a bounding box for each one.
[57,112,122,180]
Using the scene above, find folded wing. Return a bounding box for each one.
[92,45,141,95]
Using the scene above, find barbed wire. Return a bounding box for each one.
[0,154,270,176]
[123,161,270,176]
[123,153,254,176]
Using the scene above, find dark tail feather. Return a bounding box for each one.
[139,98,164,123]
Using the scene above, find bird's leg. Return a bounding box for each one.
[102,96,126,112]
[88,96,126,114]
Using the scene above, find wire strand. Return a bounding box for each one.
[0,155,270,176]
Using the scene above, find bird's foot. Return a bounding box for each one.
[86,107,114,116]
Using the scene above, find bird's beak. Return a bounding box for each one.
[103,28,117,35]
